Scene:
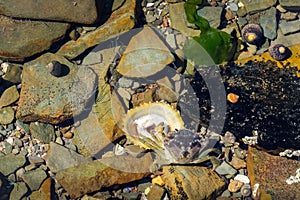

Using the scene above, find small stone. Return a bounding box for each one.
[2,63,22,84]
[165,34,177,50]
[276,5,287,13]
[0,153,26,176]
[228,179,243,193]
[240,0,277,14]
[62,131,73,139]
[197,6,223,29]
[21,167,47,191]
[229,155,247,169]
[215,161,238,176]
[29,122,55,143]
[55,137,64,145]
[229,3,239,12]
[0,107,15,125]
[281,12,298,21]
[9,182,28,200]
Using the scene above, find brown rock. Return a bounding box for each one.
[57,0,136,59]
[247,146,300,199]
[0,15,69,62]
[16,53,96,124]
[29,177,53,200]
[229,155,247,169]
[162,166,226,200]
[0,0,98,24]
[55,154,153,199]
[131,85,158,107]
[228,179,243,192]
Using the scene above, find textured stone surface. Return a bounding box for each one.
[247,146,300,199]
[240,0,276,14]
[46,142,92,173]
[30,122,55,143]
[56,154,153,198]
[16,53,96,124]
[57,0,136,59]
[0,106,15,125]
[169,2,200,37]
[0,154,26,176]
[0,16,69,62]
[21,168,47,191]
[0,0,98,24]
[162,165,226,199]
[260,7,277,40]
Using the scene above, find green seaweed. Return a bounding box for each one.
[183,0,236,64]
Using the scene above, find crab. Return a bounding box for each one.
[151,126,221,171]
[122,102,222,172]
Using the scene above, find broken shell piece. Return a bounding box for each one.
[227,93,239,103]
[240,183,251,197]
[228,179,243,192]
[122,102,184,151]
[234,174,250,184]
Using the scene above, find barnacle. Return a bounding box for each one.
[268,44,291,61]
[241,24,263,45]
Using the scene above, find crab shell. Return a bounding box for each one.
[122,102,184,151]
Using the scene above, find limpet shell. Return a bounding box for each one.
[122,102,184,151]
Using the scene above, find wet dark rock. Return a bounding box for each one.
[193,61,300,149]
[0,16,70,62]
[0,0,98,24]
[29,122,55,143]
[16,53,96,124]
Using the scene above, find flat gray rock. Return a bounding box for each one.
[0,154,26,176]
[260,7,277,40]
[0,0,98,24]
[240,0,276,14]
[16,53,97,124]
[197,6,223,29]
[46,142,92,173]
[0,16,70,62]
[20,168,47,191]
[279,19,300,35]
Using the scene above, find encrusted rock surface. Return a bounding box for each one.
[162,165,226,200]
[55,154,153,199]
[247,146,300,199]
[16,53,96,124]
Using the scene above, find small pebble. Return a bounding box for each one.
[234,174,250,184]
[228,179,243,192]
[229,2,239,12]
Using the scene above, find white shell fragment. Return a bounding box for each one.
[122,102,184,151]
[234,174,250,184]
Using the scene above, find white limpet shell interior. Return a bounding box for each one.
[123,102,184,150]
